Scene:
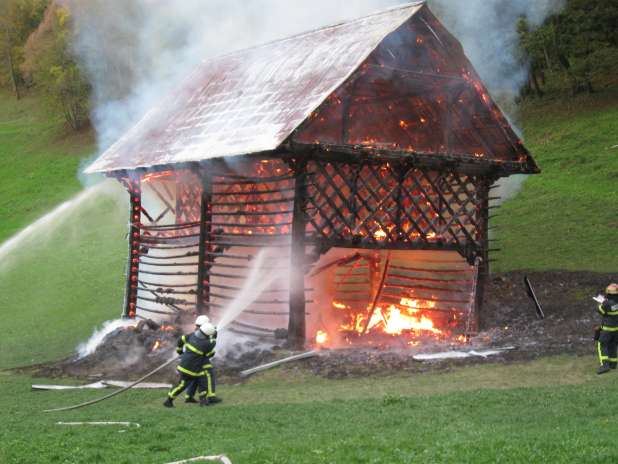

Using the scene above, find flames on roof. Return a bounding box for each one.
[86,1,536,176]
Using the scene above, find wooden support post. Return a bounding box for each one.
[474,179,491,331]
[288,159,308,349]
[395,163,406,239]
[197,167,213,315]
[124,175,142,319]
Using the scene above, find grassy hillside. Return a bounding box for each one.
[0,91,125,368]
[0,91,93,242]
[2,356,618,463]
[493,89,618,272]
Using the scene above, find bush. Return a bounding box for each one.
[20,2,90,130]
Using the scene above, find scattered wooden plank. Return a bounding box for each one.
[239,350,319,378]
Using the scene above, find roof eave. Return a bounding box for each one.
[288,142,540,177]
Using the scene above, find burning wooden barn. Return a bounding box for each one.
[86,2,538,349]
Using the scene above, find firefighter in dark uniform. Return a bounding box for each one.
[179,324,219,403]
[596,283,618,375]
[177,315,211,403]
[164,322,221,407]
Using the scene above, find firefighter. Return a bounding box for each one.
[596,283,618,375]
[164,322,220,407]
[182,323,219,404]
[176,315,210,403]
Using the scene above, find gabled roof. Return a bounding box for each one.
[86,1,538,176]
[85,2,426,173]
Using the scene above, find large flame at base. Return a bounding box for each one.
[333,297,448,344]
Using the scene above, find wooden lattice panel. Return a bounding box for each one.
[305,160,483,255]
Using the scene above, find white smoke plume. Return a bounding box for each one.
[67,0,565,157]
[429,0,566,99]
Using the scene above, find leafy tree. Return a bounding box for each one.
[21,2,90,129]
[518,0,618,96]
[0,0,48,98]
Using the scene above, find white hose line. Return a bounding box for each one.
[164,456,232,464]
[239,350,319,377]
[56,421,141,428]
[44,357,176,413]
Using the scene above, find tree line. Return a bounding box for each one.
[1,0,616,131]
[518,0,617,98]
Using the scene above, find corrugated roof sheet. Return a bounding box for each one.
[86,2,425,173]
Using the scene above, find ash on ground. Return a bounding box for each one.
[28,271,612,381]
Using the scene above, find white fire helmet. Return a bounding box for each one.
[200,322,216,336]
[195,315,210,326]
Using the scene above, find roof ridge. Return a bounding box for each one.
[200,1,426,64]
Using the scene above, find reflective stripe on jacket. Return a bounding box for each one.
[177,330,216,376]
[599,296,618,330]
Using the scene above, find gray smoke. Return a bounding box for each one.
[68,0,564,196]
[429,0,566,100]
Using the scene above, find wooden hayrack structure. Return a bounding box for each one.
[86,2,538,348]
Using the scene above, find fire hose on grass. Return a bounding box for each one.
[43,356,177,413]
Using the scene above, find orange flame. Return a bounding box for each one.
[338,297,442,338]
[374,228,387,240]
[315,330,329,345]
[152,340,161,351]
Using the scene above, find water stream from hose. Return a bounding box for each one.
[0,180,122,273]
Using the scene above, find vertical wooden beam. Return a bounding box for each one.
[197,166,213,315]
[395,162,406,239]
[474,178,491,331]
[341,96,351,144]
[288,159,308,349]
[123,175,142,319]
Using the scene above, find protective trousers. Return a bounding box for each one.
[167,372,210,400]
[183,365,216,399]
[597,330,618,368]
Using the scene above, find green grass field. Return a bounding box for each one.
[0,91,94,243]
[1,356,617,463]
[492,89,618,272]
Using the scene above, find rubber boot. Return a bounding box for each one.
[163,397,174,408]
[199,397,209,407]
[207,396,222,405]
[597,365,611,375]
[610,363,617,370]
[184,397,198,404]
